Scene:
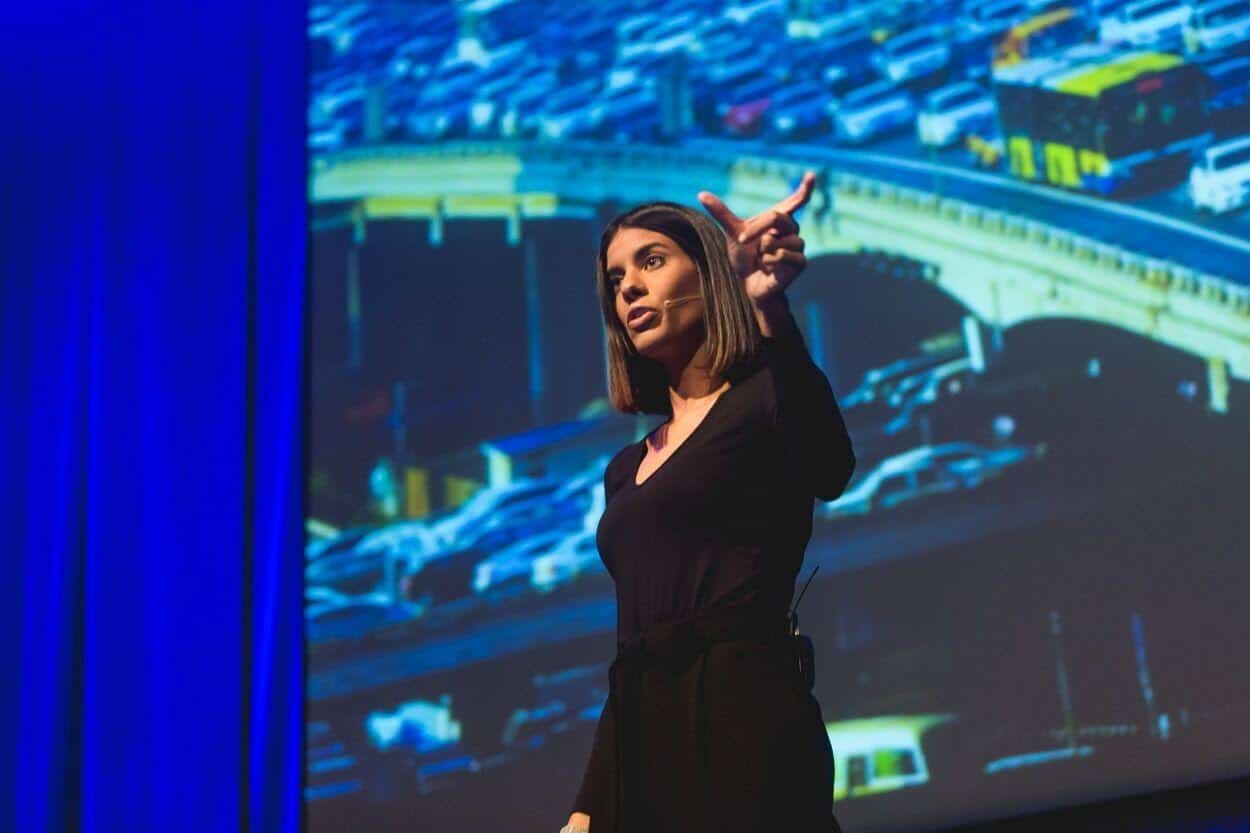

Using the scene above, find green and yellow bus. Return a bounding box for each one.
[990,43,1212,194]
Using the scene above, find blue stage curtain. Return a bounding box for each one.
[1,1,306,831]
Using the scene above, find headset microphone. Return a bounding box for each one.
[662,295,702,308]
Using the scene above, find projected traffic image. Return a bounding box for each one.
[305,1,1250,831]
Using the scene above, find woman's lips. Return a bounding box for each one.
[628,309,657,330]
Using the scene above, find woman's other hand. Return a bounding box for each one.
[697,170,817,306]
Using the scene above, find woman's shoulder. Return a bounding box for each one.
[724,345,780,414]
[602,439,641,500]
[606,440,639,475]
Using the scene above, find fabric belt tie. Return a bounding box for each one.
[604,601,792,833]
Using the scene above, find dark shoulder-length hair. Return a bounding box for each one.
[595,200,764,417]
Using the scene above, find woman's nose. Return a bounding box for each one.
[620,275,645,300]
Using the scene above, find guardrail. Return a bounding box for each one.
[826,169,1250,315]
[311,142,1250,398]
[314,141,1247,313]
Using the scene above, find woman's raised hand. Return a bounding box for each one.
[697,170,817,306]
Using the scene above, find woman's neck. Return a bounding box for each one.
[665,376,730,425]
[655,334,728,423]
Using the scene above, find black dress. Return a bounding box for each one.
[570,307,856,833]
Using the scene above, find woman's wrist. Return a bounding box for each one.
[752,293,792,338]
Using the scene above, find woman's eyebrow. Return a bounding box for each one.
[606,242,667,279]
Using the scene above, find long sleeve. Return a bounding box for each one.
[570,684,615,817]
[760,307,856,501]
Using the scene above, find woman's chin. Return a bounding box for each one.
[632,328,664,351]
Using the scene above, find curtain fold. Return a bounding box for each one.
[1,1,306,831]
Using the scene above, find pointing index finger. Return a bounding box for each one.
[736,171,817,244]
[778,170,817,214]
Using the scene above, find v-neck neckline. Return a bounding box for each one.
[629,384,734,489]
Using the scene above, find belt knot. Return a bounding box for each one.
[617,618,704,666]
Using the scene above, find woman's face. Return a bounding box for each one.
[605,226,704,357]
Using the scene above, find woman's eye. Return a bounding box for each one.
[646,254,664,269]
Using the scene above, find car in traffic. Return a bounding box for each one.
[411,42,531,139]
[886,358,976,410]
[1087,0,1137,31]
[471,528,569,596]
[404,492,589,605]
[311,72,367,127]
[550,456,610,530]
[366,696,462,754]
[787,20,878,87]
[355,519,440,562]
[539,13,618,65]
[718,74,782,136]
[691,56,784,131]
[831,81,917,145]
[939,440,1048,488]
[305,585,349,608]
[1099,0,1193,48]
[531,528,606,593]
[724,0,788,27]
[306,524,376,561]
[692,15,747,57]
[596,84,663,142]
[620,9,701,61]
[501,700,570,750]
[842,347,967,411]
[615,12,665,62]
[873,25,952,84]
[1195,54,1250,132]
[820,446,953,518]
[766,81,836,139]
[538,80,606,140]
[387,34,450,81]
[428,477,565,548]
[842,351,966,448]
[349,519,443,589]
[406,60,486,140]
[916,81,997,147]
[309,1,369,40]
[498,72,570,137]
[1188,133,1250,212]
[950,24,1002,80]
[818,440,1043,518]
[1184,0,1250,52]
[961,0,1037,39]
[468,62,558,136]
[882,358,977,435]
[305,544,396,596]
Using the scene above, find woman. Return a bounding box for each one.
[560,172,855,833]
